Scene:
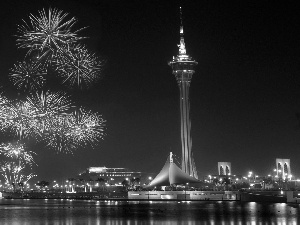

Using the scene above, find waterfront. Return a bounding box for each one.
[0,199,299,224]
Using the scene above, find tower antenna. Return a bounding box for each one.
[178,7,186,55]
[179,7,184,35]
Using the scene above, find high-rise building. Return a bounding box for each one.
[218,162,232,175]
[276,158,291,180]
[168,7,198,179]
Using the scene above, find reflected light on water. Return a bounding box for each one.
[0,199,299,225]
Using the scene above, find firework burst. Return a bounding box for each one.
[26,90,73,118]
[1,100,40,139]
[0,142,36,187]
[2,8,107,157]
[0,90,9,106]
[54,45,105,89]
[0,91,9,122]
[0,142,36,166]
[42,108,105,153]
[66,108,105,148]
[9,60,47,91]
[42,114,76,153]
[0,161,36,186]
[25,90,73,135]
[16,8,86,55]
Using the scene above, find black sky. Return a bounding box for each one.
[1,0,300,182]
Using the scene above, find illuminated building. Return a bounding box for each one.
[77,167,154,185]
[275,158,291,180]
[218,162,232,175]
[168,7,198,178]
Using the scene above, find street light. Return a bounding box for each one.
[185,183,189,201]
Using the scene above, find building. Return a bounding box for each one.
[218,162,232,175]
[168,7,198,179]
[77,167,154,185]
[275,158,291,180]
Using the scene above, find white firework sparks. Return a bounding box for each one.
[0,142,37,187]
[1,100,40,139]
[42,114,76,153]
[42,108,105,153]
[9,60,47,91]
[16,8,86,55]
[54,45,105,89]
[0,142,36,166]
[0,91,9,124]
[0,90,9,106]
[67,108,106,147]
[0,91,73,139]
[25,90,73,135]
[26,90,73,118]
[0,161,36,186]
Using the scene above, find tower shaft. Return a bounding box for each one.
[173,67,197,178]
[179,78,192,174]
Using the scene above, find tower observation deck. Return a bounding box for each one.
[168,7,198,179]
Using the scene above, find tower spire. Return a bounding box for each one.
[178,7,186,55]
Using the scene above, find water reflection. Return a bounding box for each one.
[0,199,299,224]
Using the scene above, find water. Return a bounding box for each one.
[0,199,299,225]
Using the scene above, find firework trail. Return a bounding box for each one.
[0,161,36,186]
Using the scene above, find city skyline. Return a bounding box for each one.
[1,0,300,181]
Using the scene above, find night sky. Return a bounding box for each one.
[1,0,300,182]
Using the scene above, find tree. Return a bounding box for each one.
[130,177,140,190]
[96,177,106,191]
[122,179,130,190]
